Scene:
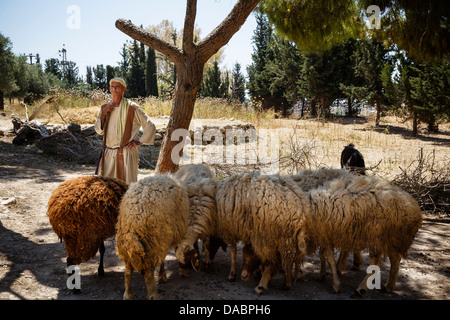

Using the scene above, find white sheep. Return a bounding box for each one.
[115,174,189,300]
[214,171,311,294]
[173,164,218,276]
[236,168,422,297]
[307,174,423,295]
[289,168,364,276]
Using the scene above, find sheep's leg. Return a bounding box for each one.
[123,262,133,300]
[158,262,167,283]
[352,251,364,270]
[384,252,400,293]
[281,262,293,291]
[144,268,160,300]
[325,248,341,293]
[227,243,237,282]
[336,250,350,274]
[293,254,304,283]
[255,263,273,295]
[317,247,327,281]
[203,243,213,273]
[98,241,105,276]
[354,254,381,298]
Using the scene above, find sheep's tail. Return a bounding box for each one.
[119,233,147,273]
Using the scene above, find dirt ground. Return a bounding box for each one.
[0,115,449,302]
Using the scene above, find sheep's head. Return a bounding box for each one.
[175,243,201,277]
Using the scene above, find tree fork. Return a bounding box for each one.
[116,0,259,173]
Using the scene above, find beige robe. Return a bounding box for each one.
[94,101,156,184]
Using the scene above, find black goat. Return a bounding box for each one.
[340,143,366,175]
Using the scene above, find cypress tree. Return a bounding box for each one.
[146,47,158,97]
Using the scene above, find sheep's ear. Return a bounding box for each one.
[191,252,200,272]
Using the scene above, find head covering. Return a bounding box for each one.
[109,77,127,89]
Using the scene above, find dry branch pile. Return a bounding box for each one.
[392,148,450,215]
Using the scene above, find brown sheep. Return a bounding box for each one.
[47,175,128,291]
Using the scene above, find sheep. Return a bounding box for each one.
[307,174,423,295]
[238,169,422,297]
[340,143,366,175]
[172,163,218,276]
[214,171,259,282]
[290,168,364,273]
[214,172,310,294]
[115,174,189,300]
[47,175,128,290]
[239,168,354,285]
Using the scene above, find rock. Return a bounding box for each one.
[36,131,102,164]
[1,197,16,206]
[80,125,97,136]
[12,125,43,145]
[67,123,81,134]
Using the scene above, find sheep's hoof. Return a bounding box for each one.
[317,273,327,282]
[98,268,105,277]
[227,273,236,282]
[281,282,291,291]
[351,288,366,299]
[123,292,133,300]
[381,284,393,294]
[73,288,81,294]
[178,268,192,278]
[148,293,160,300]
[255,286,266,295]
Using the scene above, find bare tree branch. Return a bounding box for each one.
[182,0,197,55]
[115,18,183,63]
[197,0,259,63]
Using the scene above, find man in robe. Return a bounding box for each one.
[95,77,156,184]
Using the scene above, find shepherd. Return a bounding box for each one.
[95,77,156,184]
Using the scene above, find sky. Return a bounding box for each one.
[0,0,257,78]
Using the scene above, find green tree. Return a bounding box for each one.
[93,64,107,91]
[231,62,246,103]
[146,47,158,97]
[86,66,93,88]
[362,0,450,62]
[410,62,450,132]
[61,61,79,88]
[106,65,117,88]
[126,40,146,98]
[0,33,18,110]
[11,55,28,101]
[260,0,361,53]
[24,63,49,103]
[247,9,289,115]
[116,0,448,173]
[350,38,391,125]
[118,43,129,79]
[246,9,273,105]
[200,60,222,98]
[44,58,62,80]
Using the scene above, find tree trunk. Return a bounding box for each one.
[347,98,353,117]
[0,91,4,111]
[116,0,259,173]
[155,61,204,173]
[375,100,381,126]
[412,111,418,136]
